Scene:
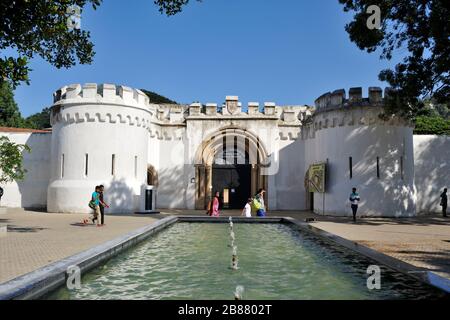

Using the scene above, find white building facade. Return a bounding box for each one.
[1,83,449,216]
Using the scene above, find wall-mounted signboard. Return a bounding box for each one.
[308,163,326,193]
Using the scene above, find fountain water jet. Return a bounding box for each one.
[234,285,245,300]
[229,217,239,270]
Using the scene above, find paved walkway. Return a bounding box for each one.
[0,208,156,283]
[0,208,449,284]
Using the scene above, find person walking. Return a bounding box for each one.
[254,189,266,217]
[242,198,252,218]
[349,187,360,222]
[210,191,220,217]
[87,186,102,226]
[98,185,110,226]
[440,188,448,218]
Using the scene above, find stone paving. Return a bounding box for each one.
[0,208,156,283]
[0,208,449,284]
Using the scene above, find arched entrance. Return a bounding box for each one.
[194,128,269,210]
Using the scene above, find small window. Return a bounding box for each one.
[349,157,353,179]
[400,156,404,180]
[61,154,65,178]
[111,154,116,176]
[85,154,89,176]
[134,156,138,178]
[376,157,380,179]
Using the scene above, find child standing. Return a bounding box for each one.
[242,198,252,217]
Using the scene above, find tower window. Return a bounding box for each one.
[85,154,89,176]
[349,157,353,179]
[111,154,116,176]
[134,156,138,178]
[61,154,65,178]
[400,156,404,180]
[376,157,380,179]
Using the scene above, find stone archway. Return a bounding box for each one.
[194,127,269,210]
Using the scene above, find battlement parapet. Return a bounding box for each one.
[181,96,309,122]
[52,83,150,108]
[314,87,387,113]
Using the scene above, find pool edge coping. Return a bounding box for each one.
[281,217,450,294]
[0,215,448,299]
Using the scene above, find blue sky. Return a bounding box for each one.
[12,0,398,117]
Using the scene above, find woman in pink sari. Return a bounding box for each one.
[211,191,220,217]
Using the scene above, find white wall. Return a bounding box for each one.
[413,135,450,214]
[157,135,188,209]
[0,132,51,208]
[274,133,306,210]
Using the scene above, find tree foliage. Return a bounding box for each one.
[414,116,450,135]
[0,81,24,127]
[339,0,450,119]
[24,107,52,130]
[141,89,177,104]
[0,0,101,88]
[0,136,31,185]
[154,0,201,16]
[0,1,206,87]
[413,100,449,135]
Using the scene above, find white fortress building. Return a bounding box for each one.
[1,83,449,216]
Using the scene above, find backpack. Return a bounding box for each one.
[88,192,98,209]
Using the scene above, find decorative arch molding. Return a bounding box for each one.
[194,127,269,166]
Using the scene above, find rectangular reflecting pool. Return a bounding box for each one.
[45,222,447,300]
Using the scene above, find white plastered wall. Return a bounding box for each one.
[0,132,51,208]
[413,135,450,214]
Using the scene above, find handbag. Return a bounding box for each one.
[251,198,262,211]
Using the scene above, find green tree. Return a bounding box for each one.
[0,81,24,127]
[154,0,201,16]
[0,136,31,185]
[339,0,449,119]
[24,107,52,130]
[414,116,450,135]
[141,89,177,104]
[0,0,101,88]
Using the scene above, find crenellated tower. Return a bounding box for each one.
[47,83,154,213]
[304,87,416,217]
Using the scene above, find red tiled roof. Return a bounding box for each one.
[0,126,52,133]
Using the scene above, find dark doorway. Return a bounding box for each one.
[310,192,314,211]
[212,165,251,209]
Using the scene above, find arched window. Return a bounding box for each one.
[147,165,158,186]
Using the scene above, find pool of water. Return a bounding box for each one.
[46,222,446,300]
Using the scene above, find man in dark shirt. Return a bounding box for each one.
[440,188,448,218]
[99,185,109,225]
